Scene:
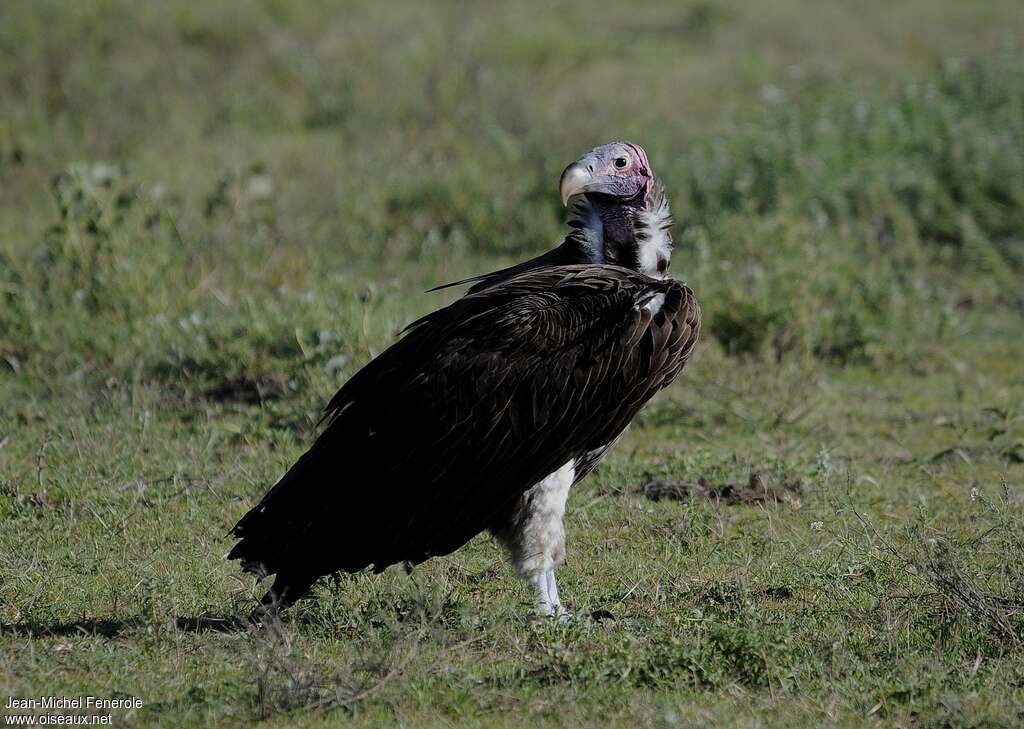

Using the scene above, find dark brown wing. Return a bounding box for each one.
[228,264,700,605]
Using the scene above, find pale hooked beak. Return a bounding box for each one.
[559,162,591,206]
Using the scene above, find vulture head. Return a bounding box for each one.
[431,140,673,294]
[560,140,673,277]
[559,140,652,206]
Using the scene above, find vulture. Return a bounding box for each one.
[228,141,701,619]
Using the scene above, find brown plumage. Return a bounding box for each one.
[229,264,700,607]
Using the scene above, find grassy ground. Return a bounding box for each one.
[2,1,1024,727]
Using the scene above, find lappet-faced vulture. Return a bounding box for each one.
[228,141,701,619]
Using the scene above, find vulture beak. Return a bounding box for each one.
[559,163,592,207]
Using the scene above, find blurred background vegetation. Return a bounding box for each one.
[2,0,1023,392]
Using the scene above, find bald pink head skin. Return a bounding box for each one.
[558,140,653,207]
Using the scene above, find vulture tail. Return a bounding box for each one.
[260,571,318,611]
[229,435,377,611]
[227,445,332,598]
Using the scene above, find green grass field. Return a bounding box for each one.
[2,1,1024,726]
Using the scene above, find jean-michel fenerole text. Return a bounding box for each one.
[6,696,142,711]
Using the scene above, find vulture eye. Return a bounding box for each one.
[614,157,628,169]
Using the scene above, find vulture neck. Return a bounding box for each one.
[436,183,672,294]
[576,180,674,278]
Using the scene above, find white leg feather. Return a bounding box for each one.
[493,460,575,619]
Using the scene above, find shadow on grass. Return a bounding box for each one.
[0,613,250,638]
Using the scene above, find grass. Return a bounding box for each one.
[2,1,1024,726]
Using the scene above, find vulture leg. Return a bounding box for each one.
[494,460,575,619]
[529,570,568,620]
[545,570,570,622]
